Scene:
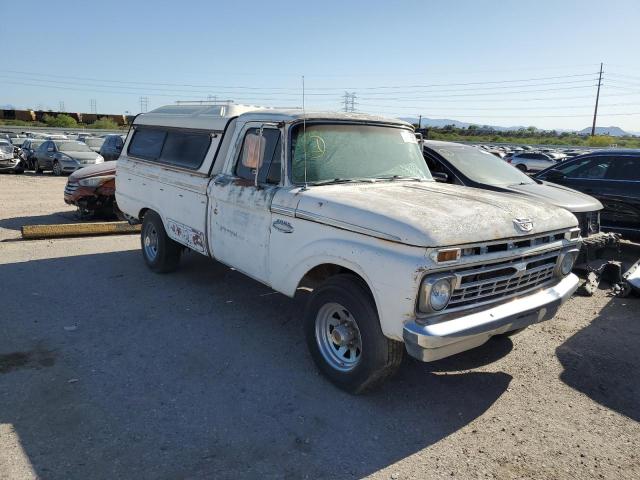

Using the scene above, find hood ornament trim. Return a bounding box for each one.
[513,218,534,233]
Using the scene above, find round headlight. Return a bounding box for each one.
[560,252,577,276]
[430,278,452,311]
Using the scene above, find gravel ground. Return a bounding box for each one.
[0,172,638,480]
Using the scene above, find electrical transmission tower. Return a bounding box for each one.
[90,99,97,114]
[342,91,357,112]
[139,96,149,113]
[58,101,65,112]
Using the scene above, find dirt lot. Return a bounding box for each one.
[0,172,638,480]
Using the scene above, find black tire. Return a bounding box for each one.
[140,211,182,273]
[515,164,527,172]
[34,160,42,174]
[52,161,62,176]
[303,274,403,394]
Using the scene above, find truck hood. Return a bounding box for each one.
[501,181,602,213]
[69,161,117,180]
[293,181,578,247]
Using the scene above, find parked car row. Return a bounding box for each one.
[1,131,125,175]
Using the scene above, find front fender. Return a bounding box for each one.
[269,227,428,341]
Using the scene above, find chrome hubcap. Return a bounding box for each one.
[315,302,362,372]
[143,225,159,261]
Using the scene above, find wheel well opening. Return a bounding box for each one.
[138,208,149,221]
[297,264,367,292]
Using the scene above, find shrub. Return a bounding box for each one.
[42,113,78,128]
[88,118,120,129]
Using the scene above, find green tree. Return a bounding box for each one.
[42,113,77,128]
[89,118,120,129]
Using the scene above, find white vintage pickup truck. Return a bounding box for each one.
[116,103,581,393]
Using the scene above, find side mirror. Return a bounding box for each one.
[240,130,266,187]
[432,171,449,183]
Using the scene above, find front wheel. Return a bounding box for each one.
[304,274,403,394]
[34,160,42,174]
[52,161,62,176]
[140,211,182,273]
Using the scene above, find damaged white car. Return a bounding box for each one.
[116,104,581,393]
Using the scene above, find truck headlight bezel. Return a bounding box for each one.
[419,274,456,313]
[557,249,579,277]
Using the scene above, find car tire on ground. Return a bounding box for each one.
[34,161,42,174]
[140,211,182,273]
[52,161,62,176]
[515,164,527,172]
[303,274,403,394]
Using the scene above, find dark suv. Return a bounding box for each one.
[535,150,640,238]
[99,134,124,161]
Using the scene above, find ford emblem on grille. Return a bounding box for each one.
[513,218,533,233]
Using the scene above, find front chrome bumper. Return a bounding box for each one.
[403,273,579,362]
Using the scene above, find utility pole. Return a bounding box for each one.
[90,99,97,114]
[343,91,350,112]
[139,96,149,113]
[418,115,422,129]
[591,62,603,137]
[349,92,356,112]
[58,101,65,112]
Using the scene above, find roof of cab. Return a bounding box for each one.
[134,103,412,131]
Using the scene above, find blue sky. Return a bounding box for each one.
[2,0,639,131]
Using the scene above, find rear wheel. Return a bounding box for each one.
[304,274,403,394]
[515,164,527,172]
[34,160,42,174]
[140,211,182,273]
[52,161,62,176]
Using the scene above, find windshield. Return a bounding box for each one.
[429,143,534,186]
[85,138,105,148]
[290,123,431,184]
[57,141,93,153]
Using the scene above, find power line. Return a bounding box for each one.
[0,69,600,92]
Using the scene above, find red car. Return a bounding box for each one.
[64,161,120,218]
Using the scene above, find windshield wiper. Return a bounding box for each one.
[308,178,375,186]
[373,175,424,181]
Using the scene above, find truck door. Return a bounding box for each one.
[209,123,282,283]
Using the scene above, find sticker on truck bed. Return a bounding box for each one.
[167,218,206,254]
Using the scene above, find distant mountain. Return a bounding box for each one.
[577,126,629,137]
[399,116,525,132]
[399,116,637,137]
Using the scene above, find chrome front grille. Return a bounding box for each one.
[64,182,79,196]
[447,249,560,309]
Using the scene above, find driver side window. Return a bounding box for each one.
[235,128,281,185]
